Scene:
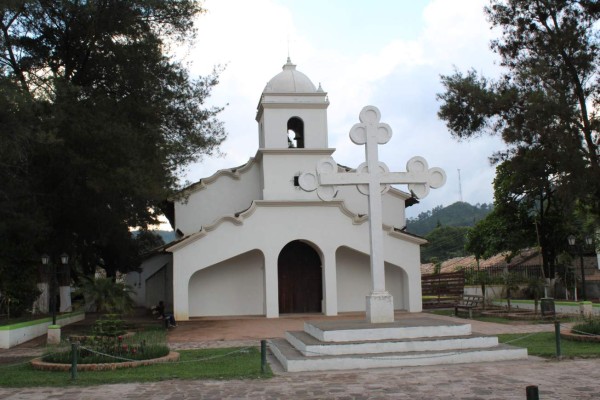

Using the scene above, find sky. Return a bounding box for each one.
[173,0,508,220]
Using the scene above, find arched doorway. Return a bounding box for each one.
[278,240,322,313]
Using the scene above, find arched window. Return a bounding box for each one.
[287,117,304,148]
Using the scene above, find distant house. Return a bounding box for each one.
[422,248,600,298]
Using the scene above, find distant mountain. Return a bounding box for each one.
[406,202,492,237]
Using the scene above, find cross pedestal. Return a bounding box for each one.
[299,105,446,323]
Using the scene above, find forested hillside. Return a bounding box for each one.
[407,202,492,236]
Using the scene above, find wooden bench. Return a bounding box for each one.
[454,294,484,319]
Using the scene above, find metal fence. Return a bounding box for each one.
[460,264,544,285]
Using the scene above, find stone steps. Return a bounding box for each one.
[269,316,528,372]
[286,330,499,357]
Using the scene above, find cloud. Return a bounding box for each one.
[181,0,505,216]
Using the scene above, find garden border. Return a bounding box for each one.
[560,331,600,343]
[0,311,85,349]
[30,351,180,371]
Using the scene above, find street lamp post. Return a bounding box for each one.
[41,253,69,325]
[567,235,593,302]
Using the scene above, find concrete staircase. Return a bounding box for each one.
[269,316,528,372]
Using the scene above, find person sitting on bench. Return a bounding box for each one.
[152,300,177,327]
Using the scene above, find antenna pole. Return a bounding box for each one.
[458,169,463,202]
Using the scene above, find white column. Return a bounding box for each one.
[35,282,49,314]
[405,269,423,313]
[58,286,72,312]
[264,250,279,318]
[172,256,189,321]
[322,249,338,316]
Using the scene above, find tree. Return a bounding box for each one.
[0,76,46,316]
[422,225,470,263]
[76,277,134,314]
[465,156,570,277]
[0,1,226,288]
[438,1,600,230]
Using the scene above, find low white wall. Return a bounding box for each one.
[492,300,600,316]
[0,311,85,349]
[464,285,504,300]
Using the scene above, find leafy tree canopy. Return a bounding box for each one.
[438,0,600,275]
[421,225,471,263]
[438,0,600,219]
[0,0,226,304]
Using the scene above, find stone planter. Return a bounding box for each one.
[561,331,600,343]
[31,351,180,371]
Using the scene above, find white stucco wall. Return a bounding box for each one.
[125,253,172,308]
[259,150,334,201]
[169,201,425,321]
[145,264,173,312]
[338,185,407,229]
[174,160,261,235]
[176,152,409,238]
[336,247,371,312]
[188,250,265,317]
[336,247,408,312]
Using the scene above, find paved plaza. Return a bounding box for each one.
[1,312,597,399]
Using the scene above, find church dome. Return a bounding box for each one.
[263,58,318,93]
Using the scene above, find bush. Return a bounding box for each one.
[572,317,600,336]
[75,277,134,314]
[42,329,169,364]
[92,314,126,337]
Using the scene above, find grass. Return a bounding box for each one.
[498,332,600,358]
[43,328,170,364]
[0,310,85,328]
[0,346,272,387]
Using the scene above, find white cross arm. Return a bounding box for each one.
[317,156,446,199]
[318,170,444,187]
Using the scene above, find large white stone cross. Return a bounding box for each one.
[298,105,446,323]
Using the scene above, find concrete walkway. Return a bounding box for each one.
[0,312,591,399]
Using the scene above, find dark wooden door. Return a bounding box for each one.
[278,240,322,313]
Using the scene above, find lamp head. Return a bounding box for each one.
[60,253,69,265]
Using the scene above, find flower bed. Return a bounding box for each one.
[31,351,179,371]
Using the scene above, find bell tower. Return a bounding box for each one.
[256,58,329,149]
[255,58,333,200]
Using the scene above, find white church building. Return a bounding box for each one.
[127,59,434,321]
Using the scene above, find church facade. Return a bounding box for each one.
[127,59,427,321]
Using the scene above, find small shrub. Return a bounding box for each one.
[42,329,169,364]
[572,317,600,335]
[92,314,126,337]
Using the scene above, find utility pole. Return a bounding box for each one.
[458,169,463,202]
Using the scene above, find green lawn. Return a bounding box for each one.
[498,332,600,358]
[0,347,272,387]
